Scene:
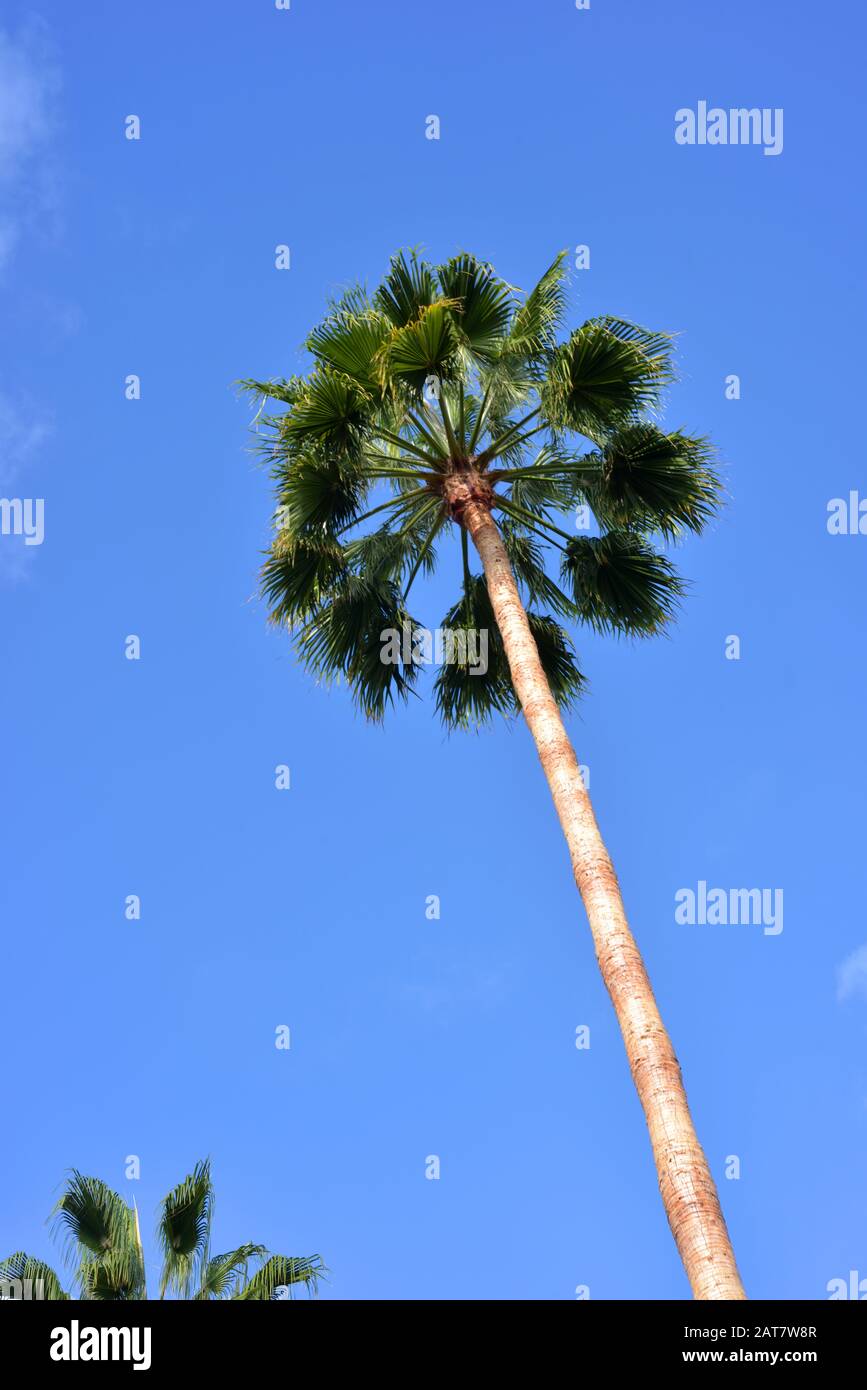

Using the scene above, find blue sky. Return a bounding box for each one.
[1,0,865,1300]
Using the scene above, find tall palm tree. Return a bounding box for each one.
[243,249,745,1301]
[0,1160,325,1300]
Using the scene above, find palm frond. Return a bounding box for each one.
[157,1160,214,1299]
[380,299,461,392]
[375,249,437,327]
[436,253,515,362]
[526,611,587,707]
[51,1173,140,1297]
[434,576,584,727]
[82,1249,146,1302]
[238,376,306,410]
[196,1244,267,1300]
[505,250,569,363]
[0,1253,69,1300]
[237,1253,327,1301]
[584,423,722,538]
[541,320,674,439]
[588,316,677,371]
[343,498,442,585]
[561,532,686,635]
[283,368,373,450]
[271,446,370,536]
[433,579,515,728]
[494,443,600,518]
[296,574,424,721]
[261,532,348,624]
[307,307,393,395]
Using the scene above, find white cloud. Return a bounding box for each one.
[0,31,53,174]
[0,391,51,490]
[0,26,59,581]
[0,23,59,272]
[837,945,867,1004]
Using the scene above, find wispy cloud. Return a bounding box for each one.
[0,22,60,272]
[0,25,59,582]
[837,945,867,1004]
[0,391,50,491]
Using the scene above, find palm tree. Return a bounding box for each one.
[0,1160,325,1300]
[243,249,745,1301]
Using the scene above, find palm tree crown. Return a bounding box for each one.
[244,248,721,721]
[1,1160,325,1300]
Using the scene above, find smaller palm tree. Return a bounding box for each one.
[0,1160,325,1300]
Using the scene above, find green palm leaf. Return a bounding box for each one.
[375,249,437,327]
[561,532,685,635]
[261,532,348,624]
[382,300,460,391]
[272,445,369,536]
[0,1252,69,1300]
[196,1244,267,1300]
[434,576,584,728]
[296,574,424,720]
[584,423,722,538]
[237,1253,327,1300]
[436,253,515,361]
[52,1173,141,1297]
[344,500,441,587]
[83,1251,145,1302]
[283,369,372,449]
[504,249,568,363]
[541,320,673,439]
[157,1160,214,1299]
[433,579,515,727]
[307,305,391,394]
[588,316,677,368]
[12,1166,322,1302]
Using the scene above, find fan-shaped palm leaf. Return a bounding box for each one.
[561,531,686,635]
[433,575,584,728]
[0,1253,69,1300]
[195,1244,267,1300]
[436,253,516,362]
[375,249,437,327]
[381,299,461,391]
[504,249,568,363]
[584,423,721,538]
[157,1160,214,1299]
[283,369,372,450]
[52,1173,141,1297]
[296,574,424,720]
[540,321,673,440]
[307,306,392,395]
[237,1253,327,1301]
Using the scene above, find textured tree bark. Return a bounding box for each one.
[461,494,746,1301]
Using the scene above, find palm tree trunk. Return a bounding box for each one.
[461,495,746,1301]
